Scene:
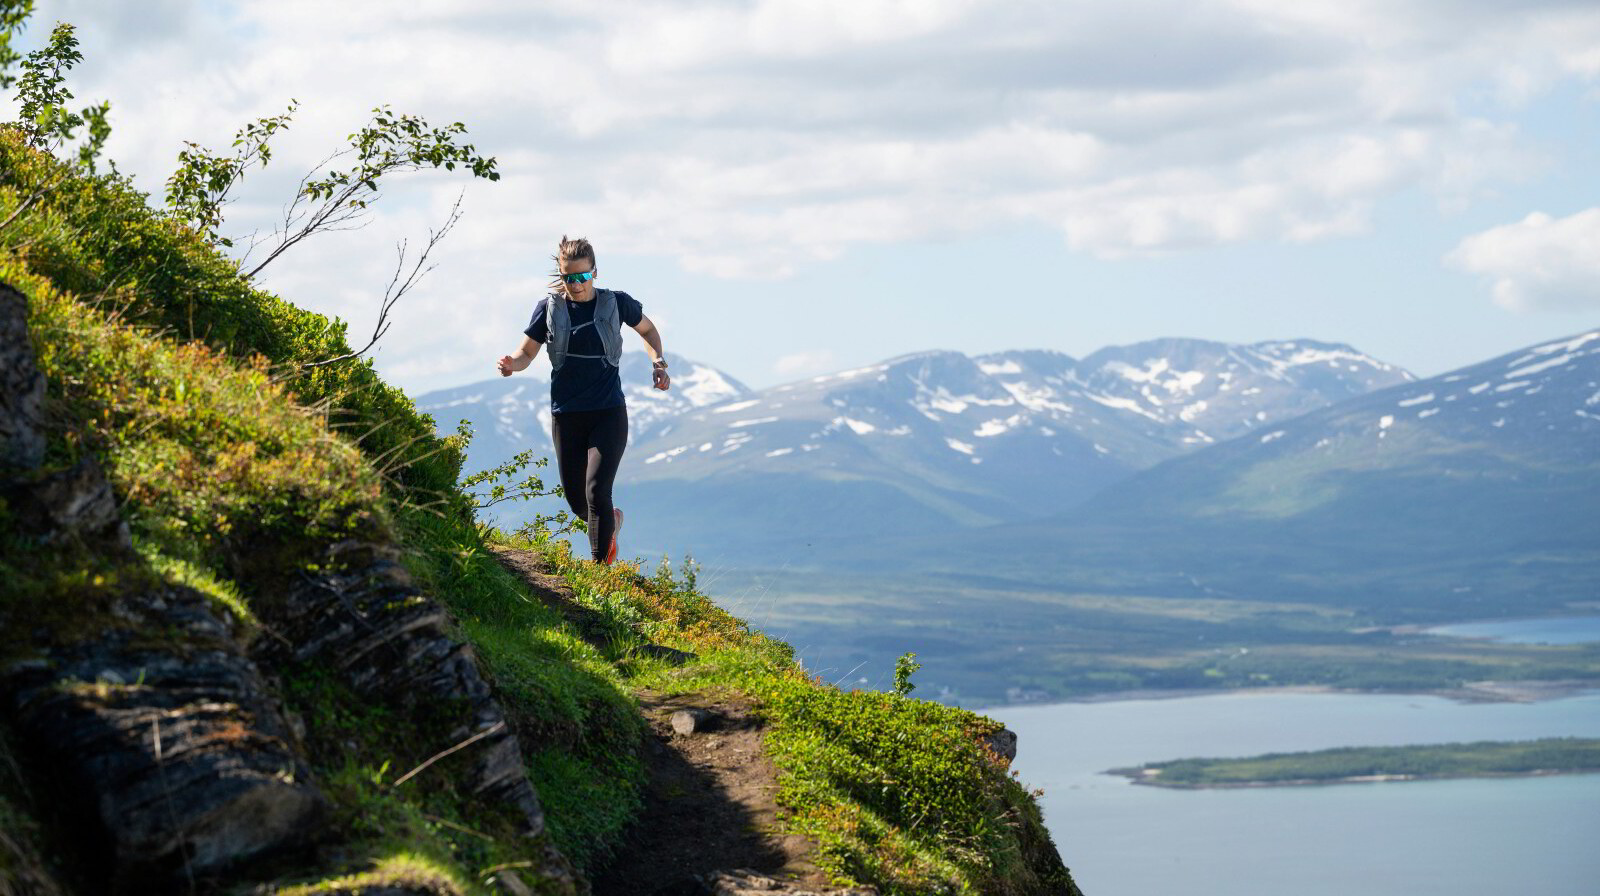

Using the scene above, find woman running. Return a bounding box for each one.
[496,236,670,564]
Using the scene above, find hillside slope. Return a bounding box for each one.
[0,128,1081,895]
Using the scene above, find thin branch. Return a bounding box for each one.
[466,488,557,511]
[297,190,464,371]
[391,720,505,788]
[245,165,381,281]
[279,149,347,240]
[419,812,495,843]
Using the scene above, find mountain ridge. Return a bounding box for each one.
[421,335,1413,556]
[849,325,1600,616]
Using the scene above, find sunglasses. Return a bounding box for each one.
[559,270,596,285]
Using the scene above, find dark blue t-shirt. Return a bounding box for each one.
[525,290,644,415]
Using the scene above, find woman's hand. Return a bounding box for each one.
[499,337,541,377]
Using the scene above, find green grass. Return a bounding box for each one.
[0,130,1080,894]
[268,662,549,893]
[485,533,1079,894]
[273,851,469,896]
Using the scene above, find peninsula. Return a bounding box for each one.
[1108,737,1600,788]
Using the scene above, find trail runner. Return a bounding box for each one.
[496,236,670,564]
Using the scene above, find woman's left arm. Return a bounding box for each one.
[631,315,670,391]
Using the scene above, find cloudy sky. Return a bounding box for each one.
[11,0,1600,393]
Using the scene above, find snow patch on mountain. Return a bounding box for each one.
[1506,353,1578,379]
[646,445,688,464]
[996,380,1076,414]
[975,415,1025,437]
[1507,331,1599,369]
[1084,392,1164,421]
[675,366,746,406]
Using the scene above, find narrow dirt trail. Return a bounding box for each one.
[590,686,832,895]
[487,546,872,895]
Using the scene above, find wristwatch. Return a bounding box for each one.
[653,358,668,370]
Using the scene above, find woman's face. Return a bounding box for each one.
[558,257,597,302]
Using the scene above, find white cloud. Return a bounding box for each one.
[1447,209,1600,312]
[11,0,1600,390]
[47,0,1584,268]
[774,350,838,377]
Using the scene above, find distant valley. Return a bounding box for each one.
[417,329,1600,704]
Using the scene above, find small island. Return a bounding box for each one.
[1107,737,1600,788]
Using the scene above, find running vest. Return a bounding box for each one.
[546,288,623,372]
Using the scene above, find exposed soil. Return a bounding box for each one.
[486,546,841,895]
[589,687,830,895]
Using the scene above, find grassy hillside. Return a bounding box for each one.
[0,121,1079,895]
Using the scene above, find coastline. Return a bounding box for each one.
[1106,766,1600,790]
[968,679,1600,713]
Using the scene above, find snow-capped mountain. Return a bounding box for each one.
[414,335,1412,558]
[626,338,1411,503]
[1022,338,1411,466]
[591,337,1406,560]
[414,351,750,474]
[1080,327,1600,522]
[885,328,1600,615]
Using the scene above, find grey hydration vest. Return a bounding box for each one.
[546,288,623,372]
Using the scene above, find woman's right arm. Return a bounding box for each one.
[497,336,541,376]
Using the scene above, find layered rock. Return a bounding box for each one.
[3,585,325,887]
[0,282,44,469]
[251,537,547,835]
[1,281,323,889]
[1,280,561,888]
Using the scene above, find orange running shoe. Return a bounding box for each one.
[604,507,623,565]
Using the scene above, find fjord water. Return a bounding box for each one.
[982,691,1600,896]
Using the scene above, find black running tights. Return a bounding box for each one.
[550,405,628,562]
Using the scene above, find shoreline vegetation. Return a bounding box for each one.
[971,679,1600,713]
[1105,737,1600,789]
[715,568,1600,709]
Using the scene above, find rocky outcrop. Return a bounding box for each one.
[251,537,547,836]
[981,727,1018,765]
[1,280,560,889]
[1,281,323,889]
[3,585,325,887]
[6,452,133,550]
[0,282,45,470]
[0,282,129,551]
